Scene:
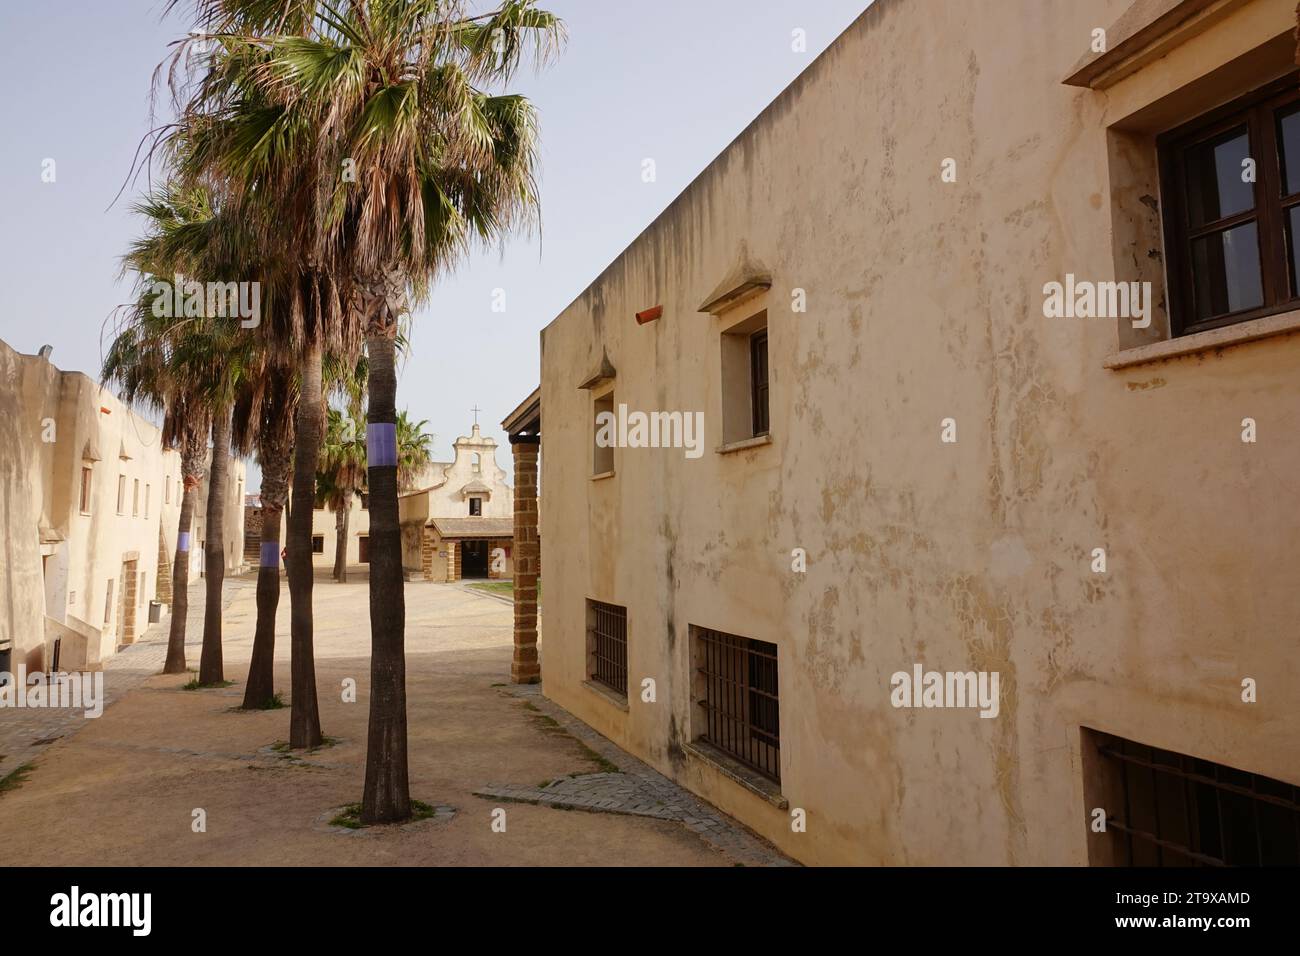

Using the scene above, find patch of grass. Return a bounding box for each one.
[183,678,235,691]
[490,682,507,687]
[329,799,439,829]
[0,763,34,796]
[271,736,339,760]
[578,744,622,775]
[518,700,622,773]
[466,580,542,602]
[253,692,285,710]
[329,803,365,829]
[467,580,514,595]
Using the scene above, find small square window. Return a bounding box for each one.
[103,579,114,625]
[469,497,482,517]
[586,600,627,697]
[692,626,780,784]
[592,392,615,476]
[79,467,93,514]
[1160,79,1300,336]
[311,535,324,554]
[720,309,769,444]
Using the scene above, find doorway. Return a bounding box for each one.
[460,540,489,579]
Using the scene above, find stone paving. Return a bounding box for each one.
[475,683,796,867]
[0,576,248,781]
[2,574,792,866]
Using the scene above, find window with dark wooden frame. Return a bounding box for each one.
[695,626,780,784]
[1160,76,1300,337]
[587,599,628,697]
[1087,729,1300,866]
[468,496,482,516]
[750,330,769,436]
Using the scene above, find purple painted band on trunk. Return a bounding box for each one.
[260,542,280,568]
[178,532,191,553]
[367,422,398,468]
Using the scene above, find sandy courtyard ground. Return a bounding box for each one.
[0,573,738,866]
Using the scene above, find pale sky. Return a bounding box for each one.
[0,0,871,489]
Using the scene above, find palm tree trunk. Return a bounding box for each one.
[163,482,197,674]
[288,342,324,748]
[198,404,233,686]
[242,438,291,709]
[338,490,351,583]
[333,495,347,581]
[361,328,410,824]
[165,423,208,674]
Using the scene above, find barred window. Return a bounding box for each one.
[694,626,780,783]
[1087,729,1300,866]
[587,600,627,697]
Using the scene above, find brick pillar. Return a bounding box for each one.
[445,540,458,583]
[510,435,540,684]
[421,525,435,580]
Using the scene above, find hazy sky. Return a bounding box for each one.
[0,0,870,489]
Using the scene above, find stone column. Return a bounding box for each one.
[445,540,458,583]
[510,435,540,684]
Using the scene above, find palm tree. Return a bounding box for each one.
[396,411,434,492]
[320,406,367,582]
[168,49,364,748]
[108,181,255,683]
[170,0,562,817]
[102,311,210,675]
[233,359,298,709]
[282,0,561,825]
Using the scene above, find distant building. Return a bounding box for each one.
[0,337,245,673]
[305,461,446,570]
[399,423,515,581]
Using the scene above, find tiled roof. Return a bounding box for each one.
[430,517,514,538]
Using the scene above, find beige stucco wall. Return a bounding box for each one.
[538,0,1300,865]
[0,338,245,672]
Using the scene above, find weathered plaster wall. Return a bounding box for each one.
[539,0,1300,865]
[1,338,246,671]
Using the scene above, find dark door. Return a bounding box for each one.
[358,536,370,564]
[460,540,489,579]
